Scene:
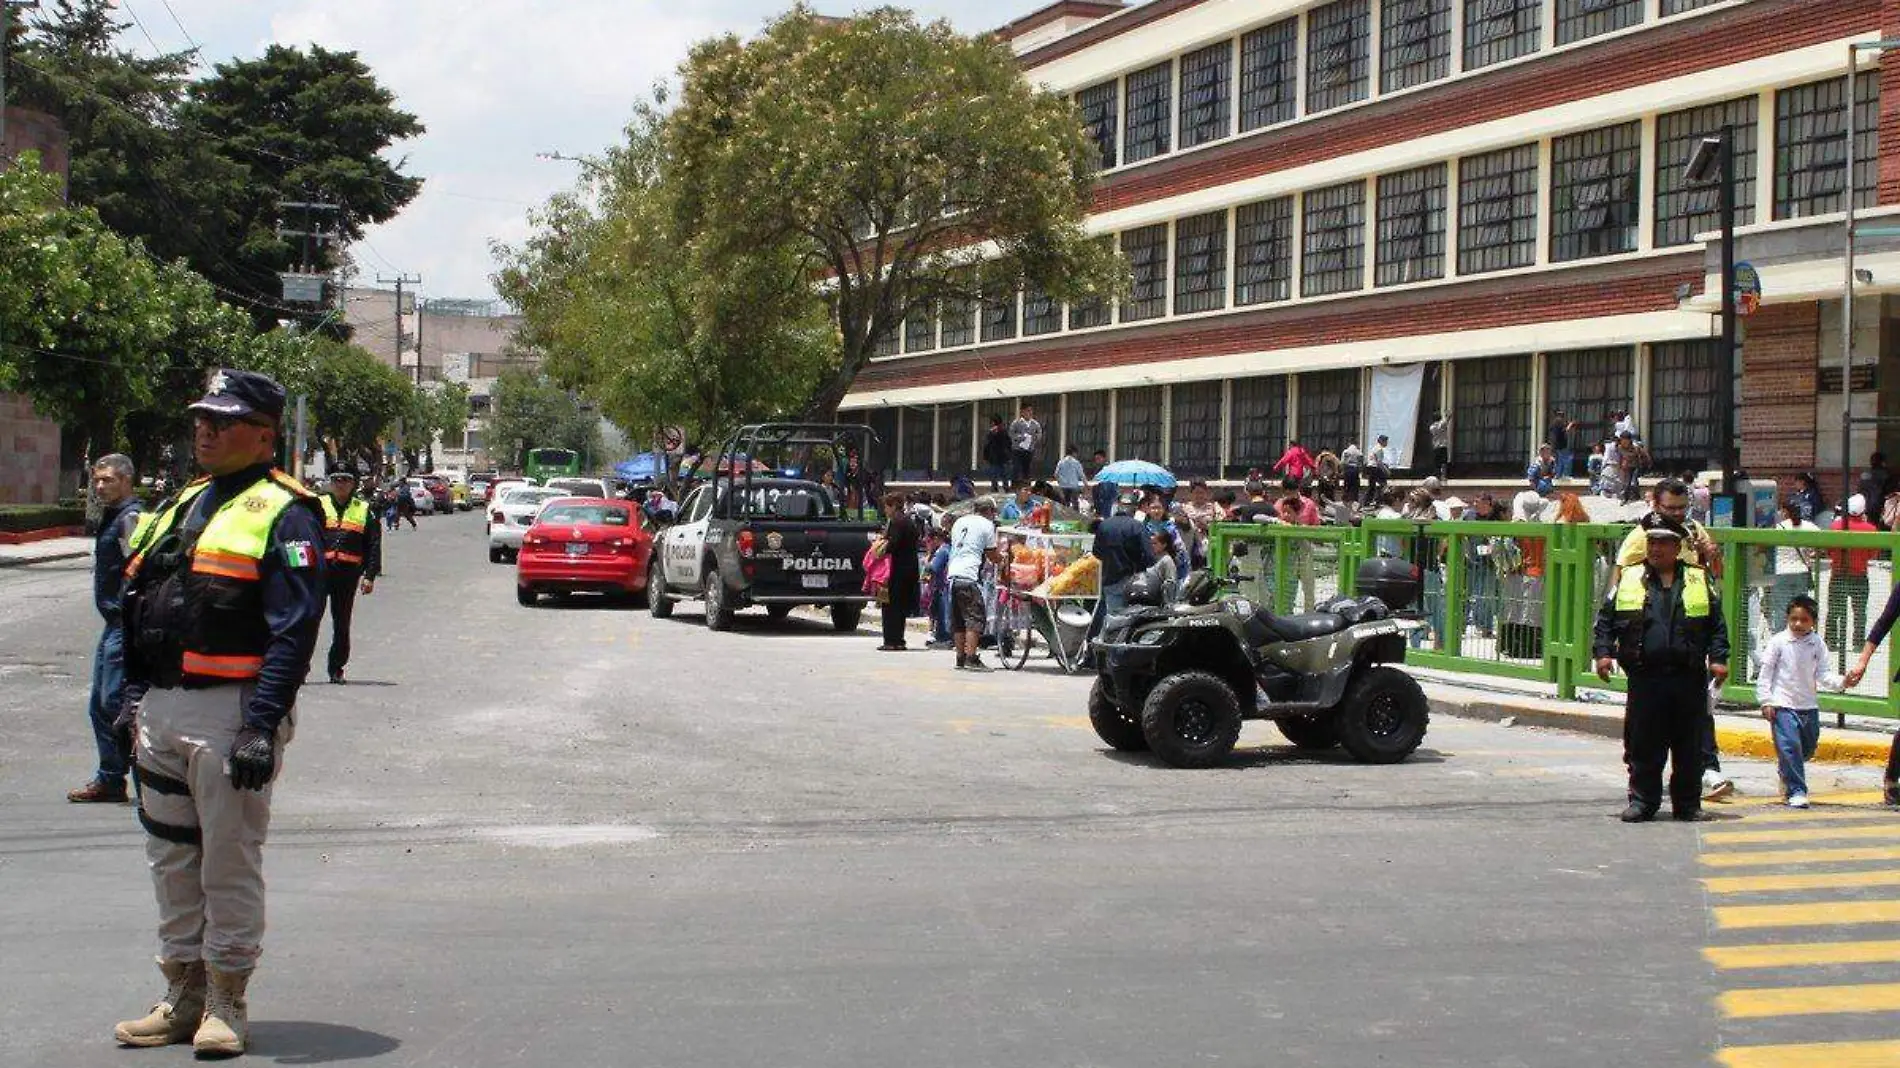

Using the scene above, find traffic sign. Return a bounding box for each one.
[1734,261,1761,316]
[661,425,685,454]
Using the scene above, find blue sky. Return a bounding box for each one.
[134,1,1047,303]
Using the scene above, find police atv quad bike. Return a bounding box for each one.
[1090,554,1430,769]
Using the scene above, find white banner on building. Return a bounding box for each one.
[1367,363,1425,469]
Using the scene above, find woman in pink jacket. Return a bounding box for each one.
[1273,440,1317,483]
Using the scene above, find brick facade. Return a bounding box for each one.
[1738,303,1821,492]
[0,393,63,505]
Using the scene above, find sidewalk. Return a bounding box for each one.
[0,537,92,568]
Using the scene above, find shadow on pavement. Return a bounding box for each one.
[329,680,399,688]
[1097,746,1449,770]
[659,610,867,638]
[249,1020,401,1063]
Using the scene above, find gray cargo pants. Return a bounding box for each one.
[133,684,292,973]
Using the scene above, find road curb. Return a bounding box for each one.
[0,549,90,569]
[1426,693,1894,767]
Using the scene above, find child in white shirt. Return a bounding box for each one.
[1756,595,1844,807]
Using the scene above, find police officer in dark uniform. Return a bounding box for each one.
[110,369,327,1056]
[318,468,381,683]
[1593,513,1731,823]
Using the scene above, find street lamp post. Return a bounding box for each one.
[1684,127,1737,494]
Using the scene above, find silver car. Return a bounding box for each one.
[488,487,568,562]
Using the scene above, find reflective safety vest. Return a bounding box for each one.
[319,495,372,569]
[125,470,317,684]
[1612,564,1711,618]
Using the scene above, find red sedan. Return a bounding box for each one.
[516,498,653,607]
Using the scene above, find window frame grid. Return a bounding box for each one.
[1647,339,1726,471]
[1653,97,1759,248]
[901,406,935,472]
[1178,40,1234,150]
[1301,181,1367,298]
[1169,381,1224,476]
[1381,0,1451,95]
[1554,0,1644,47]
[1115,385,1165,462]
[1375,163,1448,287]
[1660,0,1721,13]
[979,282,1019,343]
[1458,143,1540,275]
[1173,210,1230,315]
[1064,390,1110,461]
[1297,369,1362,453]
[1306,0,1372,115]
[1235,197,1295,306]
[1544,346,1635,447]
[1239,18,1300,133]
[1121,224,1170,322]
[873,320,901,358]
[1075,80,1118,172]
[1450,353,1533,470]
[939,291,976,349]
[1122,61,1174,165]
[1462,0,1541,71]
[1022,283,1063,337]
[903,301,937,354]
[935,403,973,475]
[1549,121,1642,263]
[1227,376,1290,475]
[1774,74,1881,221]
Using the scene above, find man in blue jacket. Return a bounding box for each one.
[68,454,143,803]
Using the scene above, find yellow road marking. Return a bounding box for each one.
[1703,825,1900,846]
[1719,981,1900,1018]
[1728,807,1900,825]
[1701,846,1900,869]
[1703,869,1900,894]
[1724,791,1889,809]
[1705,939,1900,970]
[1719,1040,1900,1067]
[1713,899,1900,930]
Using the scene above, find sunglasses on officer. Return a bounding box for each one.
[194,413,271,434]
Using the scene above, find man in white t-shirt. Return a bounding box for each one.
[947,500,1002,671]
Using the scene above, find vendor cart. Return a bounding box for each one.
[995,527,1099,674]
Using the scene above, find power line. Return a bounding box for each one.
[156,0,206,70]
[118,1,169,60]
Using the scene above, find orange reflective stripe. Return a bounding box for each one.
[327,551,364,565]
[180,652,264,679]
[190,549,261,581]
[338,520,365,533]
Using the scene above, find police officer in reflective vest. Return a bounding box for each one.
[1593,513,1731,823]
[318,468,380,684]
[110,369,326,1056]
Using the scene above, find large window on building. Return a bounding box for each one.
[873,320,901,357]
[1174,210,1228,315]
[936,403,973,475]
[1116,386,1164,461]
[1458,143,1538,275]
[1239,18,1299,132]
[1299,369,1361,452]
[1235,197,1294,306]
[1555,0,1642,46]
[1169,382,1223,476]
[1066,390,1110,460]
[904,302,936,353]
[1648,340,1725,471]
[1550,122,1640,263]
[1463,0,1540,71]
[1179,40,1232,150]
[1660,0,1721,12]
[1306,0,1371,115]
[1375,163,1447,287]
[1654,97,1758,247]
[1121,224,1169,322]
[900,407,935,472]
[1228,376,1289,476]
[1023,284,1062,336]
[1544,347,1633,447]
[1017,393,1061,478]
[1381,0,1450,94]
[980,282,1018,343]
[940,287,976,348]
[1302,181,1366,297]
[1075,80,1118,171]
[1069,238,1114,330]
[1123,61,1173,164]
[1774,75,1880,220]
[866,409,899,476]
[1451,354,1532,471]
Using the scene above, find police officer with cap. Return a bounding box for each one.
[1592,512,1731,823]
[110,368,326,1055]
[318,467,381,684]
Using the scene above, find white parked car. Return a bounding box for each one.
[543,477,612,499]
[404,478,437,515]
[488,488,570,562]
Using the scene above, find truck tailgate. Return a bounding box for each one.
[745,522,880,600]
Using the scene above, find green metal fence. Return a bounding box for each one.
[1209,519,1900,720]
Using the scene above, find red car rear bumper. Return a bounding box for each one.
[517,549,648,592]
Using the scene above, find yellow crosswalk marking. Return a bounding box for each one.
[1720,981,1900,1018]
[1725,791,1890,809]
[1714,899,1900,930]
[1703,869,1900,894]
[1703,825,1900,846]
[1728,807,1900,825]
[1718,1039,1900,1067]
[1705,939,1900,970]
[1700,846,1900,869]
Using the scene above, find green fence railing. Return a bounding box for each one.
[1209,519,1900,721]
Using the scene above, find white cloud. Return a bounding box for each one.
[135,0,1047,301]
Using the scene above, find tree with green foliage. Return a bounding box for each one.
[665,6,1120,417]
[401,381,472,466]
[305,339,413,464]
[494,92,833,452]
[486,368,601,472]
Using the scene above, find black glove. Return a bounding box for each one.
[228,726,277,791]
[109,698,138,764]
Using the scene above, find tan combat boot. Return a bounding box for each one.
[192,967,251,1056]
[113,958,205,1047]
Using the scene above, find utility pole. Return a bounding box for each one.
[0,1,38,156]
[376,272,421,376]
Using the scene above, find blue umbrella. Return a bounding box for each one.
[614,453,663,482]
[1097,459,1176,489]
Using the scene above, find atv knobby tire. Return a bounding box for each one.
[1089,677,1147,752]
[1334,666,1429,764]
[1139,671,1242,768]
[1275,715,1340,751]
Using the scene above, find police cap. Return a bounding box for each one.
[189,368,287,422]
[1639,512,1686,540]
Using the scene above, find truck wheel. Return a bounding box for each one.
[1334,666,1429,764]
[516,586,536,607]
[488,546,503,564]
[703,573,734,631]
[648,562,674,619]
[831,603,863,632]
[1139,671,1241,768]
[766,604,794,622]
[1275,715,1339,751]
[1089,677,1147,752]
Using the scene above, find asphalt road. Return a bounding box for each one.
[0,510,1888,1067]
